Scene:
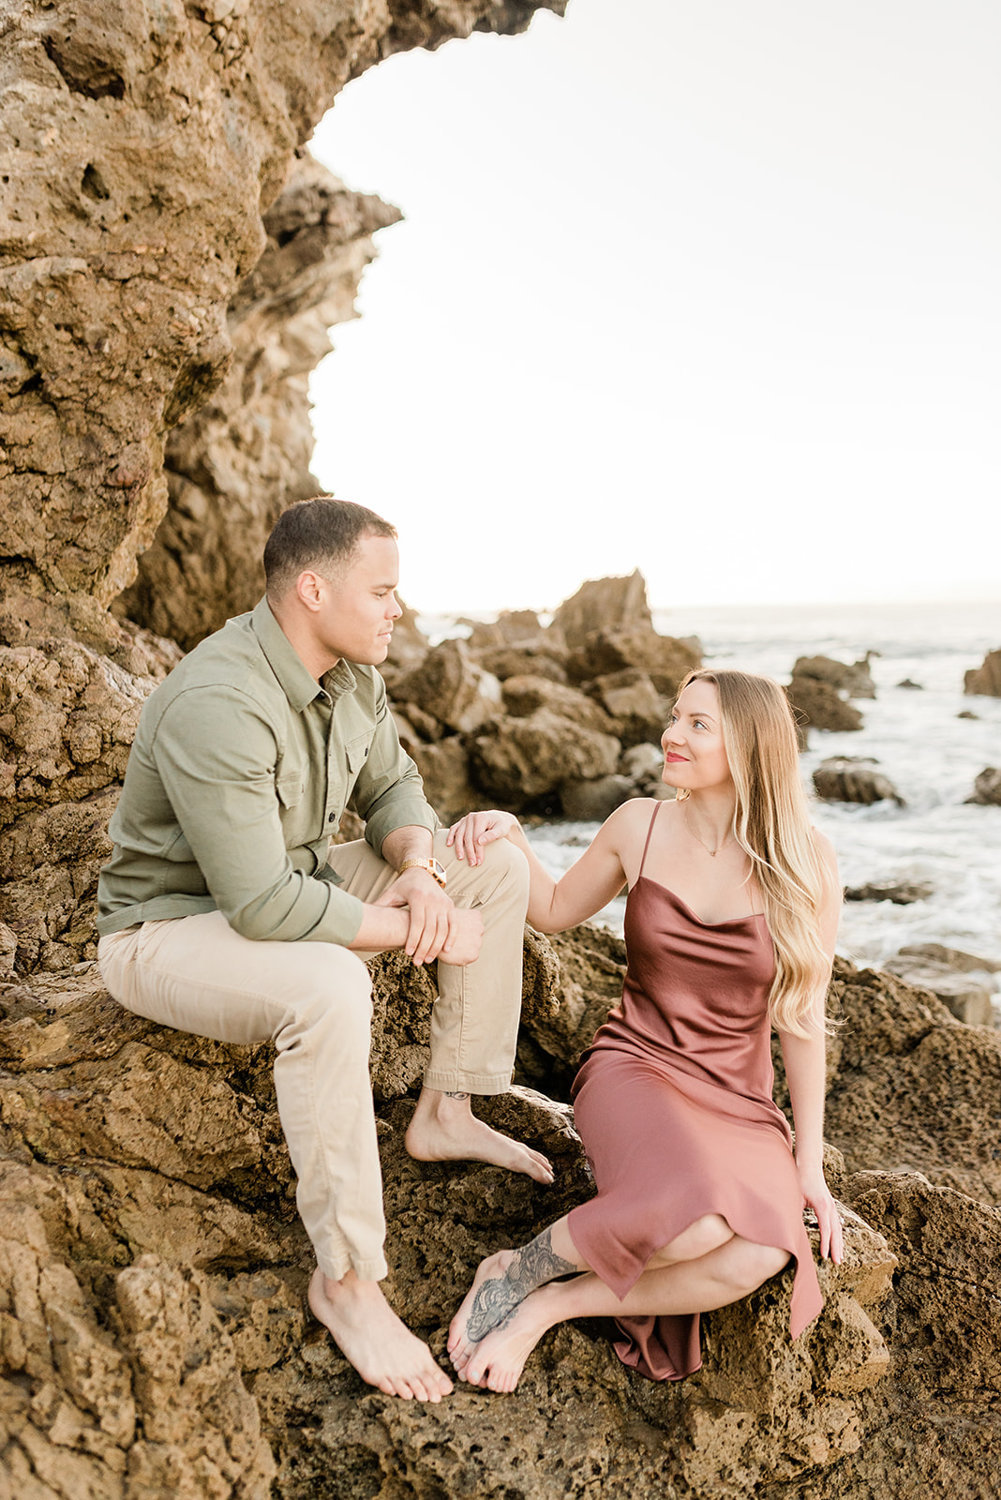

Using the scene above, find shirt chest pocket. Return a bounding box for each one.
[343,731,375,801]
[275,763,312,842]
[276,771,306,809]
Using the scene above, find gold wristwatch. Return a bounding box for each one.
[398,857,448,890]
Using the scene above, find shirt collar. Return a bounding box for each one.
[251,598,357,711]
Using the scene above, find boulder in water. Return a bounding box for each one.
[813,757,904,806]
[964,647,1001,697]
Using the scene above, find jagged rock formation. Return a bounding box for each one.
[0,0,566,979]
[964,646,1001,696]
[792,653,877,700]
[390,573,700,822]
[0,0,564,641]
[117,158,403,652]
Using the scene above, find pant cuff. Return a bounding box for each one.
[422,1069,514,1096]
[316,1249,389,1283]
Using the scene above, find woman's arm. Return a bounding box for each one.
[447,803,637,934]
[779,830,844,1263]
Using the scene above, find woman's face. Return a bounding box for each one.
[660,680,733,793]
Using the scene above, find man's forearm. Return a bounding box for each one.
[348,902,412,952]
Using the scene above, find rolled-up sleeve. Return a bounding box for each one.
[153,686,365,945]
[351,678,439,857]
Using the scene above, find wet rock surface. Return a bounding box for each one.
[966,765,1001,805]
[882,951,996,1027]
[813,757,904,806]
[844,879,934,906]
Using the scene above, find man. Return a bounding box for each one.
[97,497,550,1402]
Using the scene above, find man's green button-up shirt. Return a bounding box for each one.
[96,598,438,946]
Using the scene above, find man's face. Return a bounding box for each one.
[315,534,403,666]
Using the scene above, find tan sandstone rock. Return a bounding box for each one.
[119,158,403,652]
[786,677,865,734]
[567,627,700,695]
[470,708,621,805]
[550,569,653,642]
[396,638,503,735]
[792,653,877,699]
[963,646,1001,696]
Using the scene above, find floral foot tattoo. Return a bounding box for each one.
[466,1229,578,1343]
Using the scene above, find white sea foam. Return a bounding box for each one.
[522,600,1001,999]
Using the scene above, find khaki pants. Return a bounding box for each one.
[97,831,530,1283]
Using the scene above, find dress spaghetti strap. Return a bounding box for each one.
[638,800,664,880]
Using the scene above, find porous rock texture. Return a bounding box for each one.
[3,936,1001,1496]
[116,157,403,653]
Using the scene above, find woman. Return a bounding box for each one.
[445,668,843,1394]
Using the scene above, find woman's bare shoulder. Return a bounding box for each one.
[601,796,675,850]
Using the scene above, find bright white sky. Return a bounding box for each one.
[308,0,1000,615]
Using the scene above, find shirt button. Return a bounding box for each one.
[328,812,336,823]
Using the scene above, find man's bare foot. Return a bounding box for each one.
[405,1088,553,1184]
[308,1267,453,1401]
[464,1287,553,1393]
[447,1247,520,1373]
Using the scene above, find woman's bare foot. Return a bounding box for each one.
[464,1287,553,1393]
[447,1247,519,1372]
[308,1267,453,1402]
[405,1088,553,1184]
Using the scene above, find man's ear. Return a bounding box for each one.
[295,570,326,612]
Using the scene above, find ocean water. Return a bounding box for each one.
[523,600,1001,998]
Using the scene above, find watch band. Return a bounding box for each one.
[398,857,447,890]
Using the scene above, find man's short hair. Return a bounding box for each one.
[264,497,397,600]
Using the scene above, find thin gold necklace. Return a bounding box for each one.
[684,805,732,858]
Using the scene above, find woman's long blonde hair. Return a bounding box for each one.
[675,668,836,1035]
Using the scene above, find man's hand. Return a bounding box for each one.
[375,868,479,966]
[437,908,483,967]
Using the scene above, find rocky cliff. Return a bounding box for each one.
[0,0,565,980]
[1,3,999,1497]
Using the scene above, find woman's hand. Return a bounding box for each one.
[446,810,521,868]
[798,1162,844,1263]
